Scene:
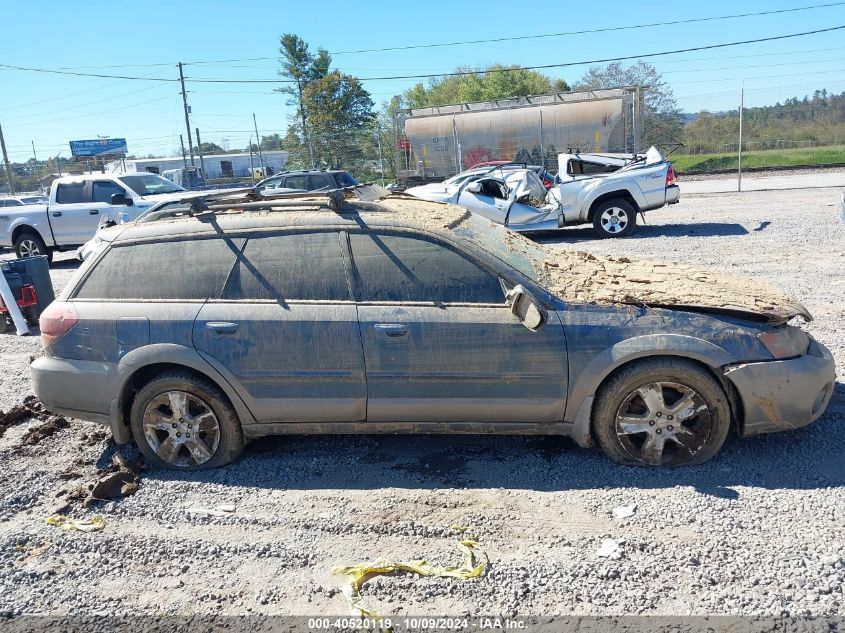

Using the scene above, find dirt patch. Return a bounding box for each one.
[54,452,143,512]
[0,394,70,444]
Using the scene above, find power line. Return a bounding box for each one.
[183,26,845,83]
[0,63,178,82]
[329,2,845,54]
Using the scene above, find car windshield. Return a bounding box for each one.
[21,196,48,204]
[118,174,185,196]
[450,212,545,282]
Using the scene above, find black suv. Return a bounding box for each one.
[255,169,358,194]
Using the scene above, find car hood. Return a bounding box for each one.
[536,250,812,323]
[404,183,458,201]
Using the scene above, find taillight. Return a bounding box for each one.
[666,165,676,187]
[39,302,78,349]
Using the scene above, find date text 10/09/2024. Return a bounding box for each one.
[307,617,528,630]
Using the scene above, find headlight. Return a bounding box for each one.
[758,327,810,359]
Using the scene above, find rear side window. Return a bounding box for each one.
[334,171,359,187]
[284,175,307,190]
[55,182,87,204]
[307,174,333,190]
[92,181,126,203]
[75,237,242,300]
[223,232,349,301]
[349,233,503,304]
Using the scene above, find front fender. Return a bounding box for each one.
[564,333,735,445]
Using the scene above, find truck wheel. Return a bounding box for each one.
[130,370,244,470]
[592,358,731,467]
[14,231,53,263]
[592,199,637,238]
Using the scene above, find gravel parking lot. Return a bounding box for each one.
[0,185,843,621]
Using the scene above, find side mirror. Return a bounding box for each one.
[111,193,133,206]
[464,181,482,194]
[505,284,547,331]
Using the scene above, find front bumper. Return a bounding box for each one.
[724,339,836,436]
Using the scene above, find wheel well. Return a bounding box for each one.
[587,191,640,221]
[117,363,234,432]
[589,354,744,436]
[11,225,41,244]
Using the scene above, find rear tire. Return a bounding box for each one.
[130,370,244,470]
[14,231,53,263]
[592,358,731,467]
[592,199,637,238]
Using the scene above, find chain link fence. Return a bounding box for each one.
[4,82,844,196]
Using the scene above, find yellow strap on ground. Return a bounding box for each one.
[45,514,106,533]
[331,535,488,618]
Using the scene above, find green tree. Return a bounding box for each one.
[574,60,683,150]
[259,133,284,151]
[198,141,225,154]
[277,34,331,165]
[277,36,375,170]
[403,65,569,108]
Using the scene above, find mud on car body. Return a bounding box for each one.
[31,188,835,469]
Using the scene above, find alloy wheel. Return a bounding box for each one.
[142,391,221,468]
[614,381,713,466]
[600,207,628,234]
[18,239,40,257]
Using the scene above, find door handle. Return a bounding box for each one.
[206,321,239,334]
[52,211,62,217]
[374,323,408,338]
[89,210,99,215]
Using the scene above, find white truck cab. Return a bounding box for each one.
[0,173,187,262]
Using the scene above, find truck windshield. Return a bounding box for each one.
[118,174,185,196]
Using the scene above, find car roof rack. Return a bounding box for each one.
[138,184,391,224]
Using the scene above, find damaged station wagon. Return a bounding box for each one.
[31,187,835,469]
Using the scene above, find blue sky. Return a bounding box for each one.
[1,0,844,161]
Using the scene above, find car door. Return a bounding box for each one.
[50,180,125,245]
[348,230,568,423]
[50,180,100,245]
[456,178,510,223]
[192,230,366,424]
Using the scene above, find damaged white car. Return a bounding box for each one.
[405,147,680,238]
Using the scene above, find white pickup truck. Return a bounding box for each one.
[405,147,680,238]
[0,173,193,262]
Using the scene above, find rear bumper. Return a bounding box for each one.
[724,339,836,436]
[666,184,680,205]
[31,355,127,440]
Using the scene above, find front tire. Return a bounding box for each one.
[592,358,731,467]
[592,199,637,238]
[130,370,244,470]
[14,231,53,263]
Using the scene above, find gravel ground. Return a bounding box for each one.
[0,186,843,621]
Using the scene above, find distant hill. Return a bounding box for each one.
[682,90,845,152]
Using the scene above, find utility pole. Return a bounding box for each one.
[376,123,385,187]
[738,80,744,193]
[252,113,265,176]
[248,135,256,184]
[0,122,14,195]
[195,127,206,180]
[179,134,190,188]
[178,62,195,165]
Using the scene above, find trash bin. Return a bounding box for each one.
[0,255,54,322]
